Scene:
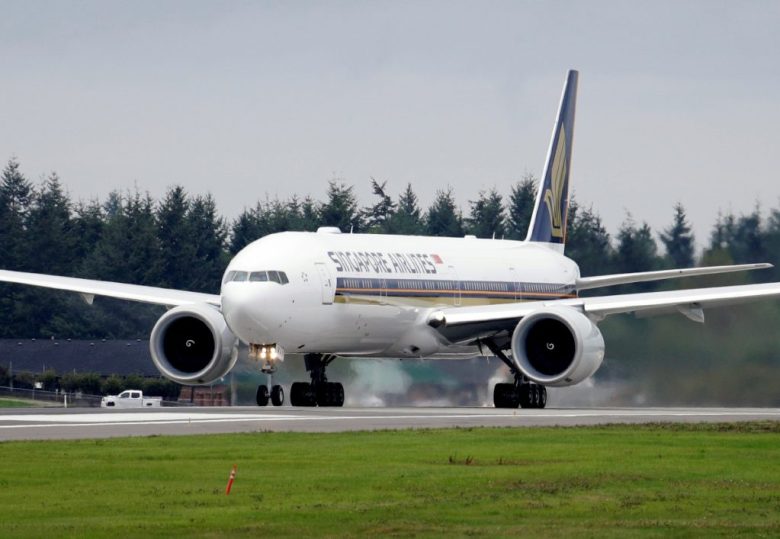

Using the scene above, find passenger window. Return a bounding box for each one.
[267,271,282,283]
[279,272,289,284]
[250,271,269,282]
[232,271,249,282]
[131,392,140,398]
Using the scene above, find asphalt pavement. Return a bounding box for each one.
[1,406,778,441]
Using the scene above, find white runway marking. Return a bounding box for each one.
[1,408,779,431]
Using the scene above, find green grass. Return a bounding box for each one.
[1,423,779,538]
[0,398,38,408]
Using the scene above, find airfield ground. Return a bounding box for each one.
[0,422,778,537]
[0,398,37,408]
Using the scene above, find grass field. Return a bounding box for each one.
[1,423,779,538]
[0,398,37,408]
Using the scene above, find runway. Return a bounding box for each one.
[1,406,779,440]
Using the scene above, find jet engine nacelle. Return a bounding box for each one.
[150,303,238,386]
[510,307,605,387]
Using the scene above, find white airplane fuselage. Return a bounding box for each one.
[221,230,580,358]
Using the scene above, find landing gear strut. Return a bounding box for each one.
[484,340,547,409]
[289,354,344,407]
[251,343,286,407]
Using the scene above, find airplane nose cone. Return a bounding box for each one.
[221,284,277,343]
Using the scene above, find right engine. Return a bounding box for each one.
[149,303,239,386]
[510,306,605,387]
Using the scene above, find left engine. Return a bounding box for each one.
[510,306,605,387]
[149,303,239,386]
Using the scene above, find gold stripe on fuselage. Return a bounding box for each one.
[333,292,576,308]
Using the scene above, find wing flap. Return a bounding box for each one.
[0,270,221,308]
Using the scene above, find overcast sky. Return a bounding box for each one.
[1,1,778,246]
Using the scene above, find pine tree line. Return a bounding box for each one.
[2,157,780,338]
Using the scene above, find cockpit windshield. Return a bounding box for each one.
[223,270,289,285]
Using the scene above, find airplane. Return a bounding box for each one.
[2,69,780,409]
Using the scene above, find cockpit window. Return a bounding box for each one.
[248,270,289,284]
[249,271,268,282]
[228,270,289,284]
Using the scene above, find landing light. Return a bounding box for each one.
[249,343,285,373]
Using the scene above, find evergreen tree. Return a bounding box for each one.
[613,213,661,276]
[659,203,695,268]
[319,181,363,232]
[709,211,737,252]
[506,174,537,240]
[706,207,766,267]
[565,199,614,277]
[731,207,765,264]
[762,206,780,283]
[467,189,505,238]
[363,178,396,233]
[84,190,161,285]
[298,196,321,231]
[229,196,312,255]
[156,185,196,289]
[71,200,105,265]
[25,173,75,275]
[229,205,264,255]
[0,158,33,270]
[287,195,320,232]
[0,159,33,336]
[387,183,424,235]
[19,174,77,338]
[425,188,464,237]
[187,193,228,292]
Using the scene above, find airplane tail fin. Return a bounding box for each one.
[525,70,578,252]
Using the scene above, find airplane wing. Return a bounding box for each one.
[575,263,771,291]
[431,281,780,333]
[0,270,221,308]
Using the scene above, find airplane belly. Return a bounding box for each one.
[273,303,421,355]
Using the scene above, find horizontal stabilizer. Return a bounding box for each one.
[575,263,772,291]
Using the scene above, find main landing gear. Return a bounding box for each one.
[289,353,344,407]
[493,380,547,409]
[485,340,547,409]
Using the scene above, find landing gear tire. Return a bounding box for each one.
[538,386,548,408]
[256,385,270,407]
[271,384,285,406]
[290,382,315,407]
[317,382,345,407]
[493,382,547,409]
[290,354,345,407]
[493,383,519,408]
[519,384,547,409]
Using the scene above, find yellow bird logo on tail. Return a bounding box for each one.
[543,125,567,239]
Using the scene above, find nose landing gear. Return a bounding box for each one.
[250,343,286,407]
[255,383,285,406]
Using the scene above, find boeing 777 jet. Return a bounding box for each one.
[2,70,780,408]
